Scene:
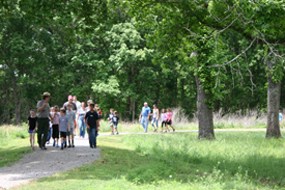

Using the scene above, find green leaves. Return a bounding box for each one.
[92,76,121,96]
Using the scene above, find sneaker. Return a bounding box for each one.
[72,145,75,148]
[64,143,67,148]
[61,147,63,150]
[53,141,56,147]
[68,145,71,148]
[116,132,119,135]
[173,129,175,132]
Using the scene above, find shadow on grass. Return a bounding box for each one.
[42,144,285,188]
[0,146,31,167]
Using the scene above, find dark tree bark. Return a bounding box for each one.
[196,77,215,139]
[266,61,282,138]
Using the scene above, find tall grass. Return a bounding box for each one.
[98,109,268,133]
[0,125,31,167]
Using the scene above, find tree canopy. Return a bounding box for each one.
[1,0,285,138]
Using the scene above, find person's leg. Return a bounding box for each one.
[32,133,35,149]
[114,124,119,134]
[37,119,43,148]
[78,116,83,137]
[42,119,49,149]
[141,117,145,131]
[169,121,175,132]
[88,128,92,148]
[61,136,64,150]
[145,117,149,132]
[151,119,155,129]
[71,128,75,147]
[90,128,95,148]
[82,120,86,138]
[155,118,159,130]
[29,133,32,147]
[94,129,98,148]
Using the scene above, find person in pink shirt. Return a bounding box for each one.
[166,108,175,132]
[51,106,60,148]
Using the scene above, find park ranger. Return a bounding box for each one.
[37,92,51,150]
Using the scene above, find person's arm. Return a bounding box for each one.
[37,101,47,112]
[85,114,90,129]
[96,119,100,131]
[157,110,160,120]
[73,113,77,128]
[148,108,151,120]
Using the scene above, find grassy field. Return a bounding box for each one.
[15,131,285,190]
[0,126,31,167]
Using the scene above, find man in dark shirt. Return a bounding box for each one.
[85,103,100,148]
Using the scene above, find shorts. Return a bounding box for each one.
[28,129,36,134]
[166,120,172,125]
[113,122,118,129]
[52,125,59,139]
[67,128,74,136]
[60,132,67,138]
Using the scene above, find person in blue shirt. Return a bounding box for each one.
[139,102,151,133]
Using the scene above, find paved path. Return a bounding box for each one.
[0,137,100,190]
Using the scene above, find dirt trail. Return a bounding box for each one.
[0,137,100,190]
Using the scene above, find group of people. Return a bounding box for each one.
[140,102,175,133]
[27,92,103,150]
[27,93,174,151]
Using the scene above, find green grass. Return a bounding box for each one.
[0,125,31,167]
[17,132,285,190]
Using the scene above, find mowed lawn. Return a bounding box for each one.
[15,131,285,190]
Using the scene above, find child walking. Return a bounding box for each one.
[51,106,60,147]
[108,108,115,135]
[151,104,159,132]
[59,108,69,150]
[67,103,76,148]
[28,110,37,150]
[160,109,167,132]
[166,108,175,132]
[85,103,100,148]
[112,111,119,135]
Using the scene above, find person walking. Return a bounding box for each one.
[166,108,175,132]
[36,92,51,150]
[63,95,77,111]
[66,104,76,148]
[139,102,151,133]
[85,102,100,148]
[151,104,159,132]
[28,110,37,150]
[78,102,87,138]
[51,106,60,147]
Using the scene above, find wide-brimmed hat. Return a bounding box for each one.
[42,92,51,97]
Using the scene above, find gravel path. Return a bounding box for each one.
[0,137,100,190]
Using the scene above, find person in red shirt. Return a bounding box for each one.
[166,108,175,132]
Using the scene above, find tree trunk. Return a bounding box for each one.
[132,99,136,122]
[14,99,21,125]
[266,61,282,138]
[196,77,215,139]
